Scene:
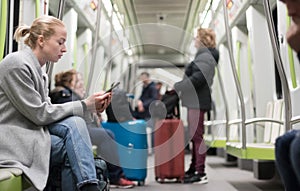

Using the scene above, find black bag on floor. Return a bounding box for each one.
[95,157,110,191]
[161,89,180,119]
[150,89,180,119]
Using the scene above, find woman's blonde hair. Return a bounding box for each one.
[14,15,65,49]
[197,28,216,48]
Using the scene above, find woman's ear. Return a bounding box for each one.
[37,35,44,47]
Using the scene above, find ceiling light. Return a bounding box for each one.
[227,0,234,9]
[90,0,98,11]
[127,49,133,56]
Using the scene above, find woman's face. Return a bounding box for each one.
[194,35,201,49]
[74,74,86,98]
[69,74,77,89]
[42,25,67,63]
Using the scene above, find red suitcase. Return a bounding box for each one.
[154,119,185,183]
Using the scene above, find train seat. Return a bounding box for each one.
[204,120,227,148]
[226,99,284,160]
[0,146,100,191]
[0,168,23,191]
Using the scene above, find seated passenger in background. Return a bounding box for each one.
[0,15,111,191]
[276,1,300,191]
[50,70,135,189]
[50,69,81,104]
[105,88,135,123]
[133,72,158,120]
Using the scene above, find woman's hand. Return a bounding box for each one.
[83,92,112,113]
[287,21,300,53]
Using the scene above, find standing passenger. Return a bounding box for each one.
[174,28,218,184]
[275,1,300,191]
[0,15,111,191]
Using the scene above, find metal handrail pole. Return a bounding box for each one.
[103,2,114,90]
[216,66,230,141]
[263,0,292,133]
[291,115,300,125]
[222,0,247,149]
[86,1,102,94]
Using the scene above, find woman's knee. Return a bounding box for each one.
[275,135,283,149]
[291,136,300,157]
[50,116,85,129]
[49,116,88,138]
[275,130,297,148]
[60,116,88,135]
[64,116,86,129]
[105,129,115,139]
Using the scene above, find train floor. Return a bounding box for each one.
[118,152,285,191]
[24,151,284,191]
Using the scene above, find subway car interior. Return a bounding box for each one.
[1,0,299,190]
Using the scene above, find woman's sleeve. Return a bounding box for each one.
[1,66,84,126]
[174,62,207,92]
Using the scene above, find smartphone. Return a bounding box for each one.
[105,82,120,93]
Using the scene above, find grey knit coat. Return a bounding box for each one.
[0,47,86,190]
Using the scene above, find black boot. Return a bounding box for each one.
[183,172,208,184]
[184,167,195,178]
[81,183,104,191]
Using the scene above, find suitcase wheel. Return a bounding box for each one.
[155,177,165,183]
[137,180,145,186]
[177,178,184,183]
[155,177,184,183]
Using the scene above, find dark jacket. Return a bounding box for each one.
[137,81,158,119]
[174,47,219,110]
[49,86,82,104]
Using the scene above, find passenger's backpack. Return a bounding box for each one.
[150,89,180,119]
[94,157,110,191]
[161,89,180,119]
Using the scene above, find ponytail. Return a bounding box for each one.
[14,25,30,43]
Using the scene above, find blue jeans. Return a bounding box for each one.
[46,116,99,191]
[275,129,300,191]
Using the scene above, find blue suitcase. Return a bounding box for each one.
[101,120,148,185]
